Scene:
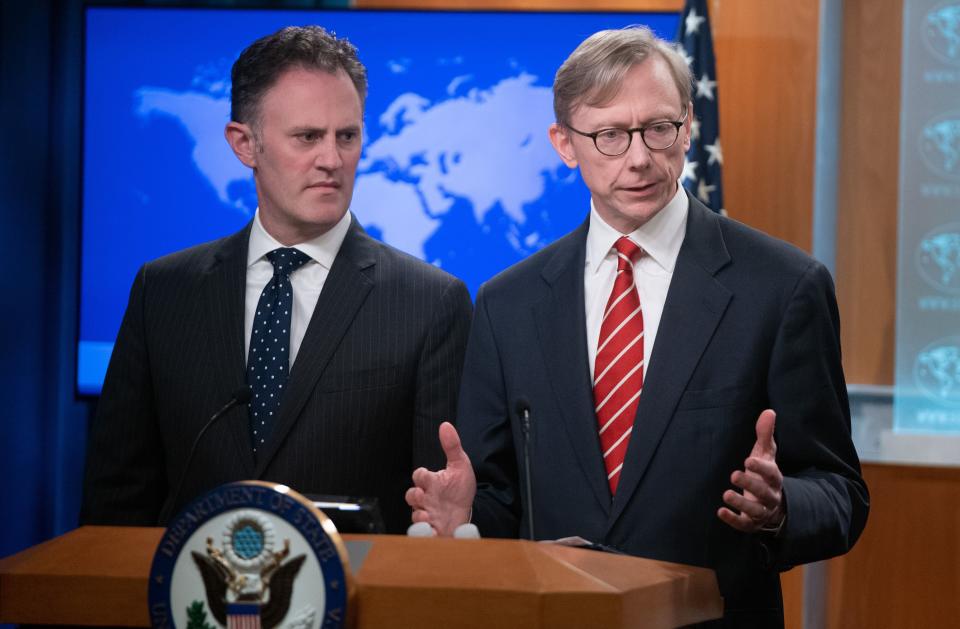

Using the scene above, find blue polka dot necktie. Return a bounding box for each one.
[247,247,311,455]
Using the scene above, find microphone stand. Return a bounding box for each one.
[517,398,535,541]
[158,386,252,525]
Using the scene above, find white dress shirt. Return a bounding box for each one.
[245,210,352,367]
[584,185,689,379]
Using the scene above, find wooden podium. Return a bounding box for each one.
[0,526,722,628]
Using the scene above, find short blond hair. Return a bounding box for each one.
[553,25,692,125]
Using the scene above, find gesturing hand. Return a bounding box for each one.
[405,422,477,537]
[718,409,785,534]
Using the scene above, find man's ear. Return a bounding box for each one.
[225,121,258,168]
[682,101,694,152]
[548,122,579,169]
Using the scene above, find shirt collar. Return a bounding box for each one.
[585,183,689,274]
[247,210,352,270]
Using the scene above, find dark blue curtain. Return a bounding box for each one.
[0,0,91,560]
[0,0,349,563]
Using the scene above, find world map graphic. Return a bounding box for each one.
[78,8,678,392]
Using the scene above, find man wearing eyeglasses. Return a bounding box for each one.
[407,25,868,627]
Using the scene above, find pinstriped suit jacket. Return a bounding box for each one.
[80,217,472,533]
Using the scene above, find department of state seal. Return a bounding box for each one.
[149,481,350,629]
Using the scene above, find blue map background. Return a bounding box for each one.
[80,7,679,393]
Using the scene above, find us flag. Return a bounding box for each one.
[677,0,725,215]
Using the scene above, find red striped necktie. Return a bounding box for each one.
[594,236,645,495]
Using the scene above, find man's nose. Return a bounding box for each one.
[625,131,653,168]
[313,137,343,170]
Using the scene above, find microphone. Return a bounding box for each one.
[406,522,481,538]
[516,396,535,540]
[406,522,437,537]
[159,386,252,525]
[453,523,481,539]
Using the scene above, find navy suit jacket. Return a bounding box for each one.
[80,217,472,533]
[458,195,868,625]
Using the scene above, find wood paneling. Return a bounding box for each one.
[825,7,953,629]
[780,566,804,629]
[825,463,960,628]
[0,527,724,627]
[836,0,901,385]
[711,0,820,252]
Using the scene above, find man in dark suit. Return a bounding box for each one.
[407,26,868,625]
[80,26,472,534]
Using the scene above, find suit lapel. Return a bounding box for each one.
[202,222,256,476]
[608,198,733,527]
[533,221,612,516]
[254,219,376,476]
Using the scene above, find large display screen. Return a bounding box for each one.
[890,0,960,449]
[79,7,679,394]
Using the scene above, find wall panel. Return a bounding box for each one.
[826,463,960,628]
[836,0,900,385]
[710,0,819,252]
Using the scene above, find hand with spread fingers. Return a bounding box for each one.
[718,409,785,534]
[405,422,477,537]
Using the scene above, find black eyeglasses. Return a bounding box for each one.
[564,108,688,156]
